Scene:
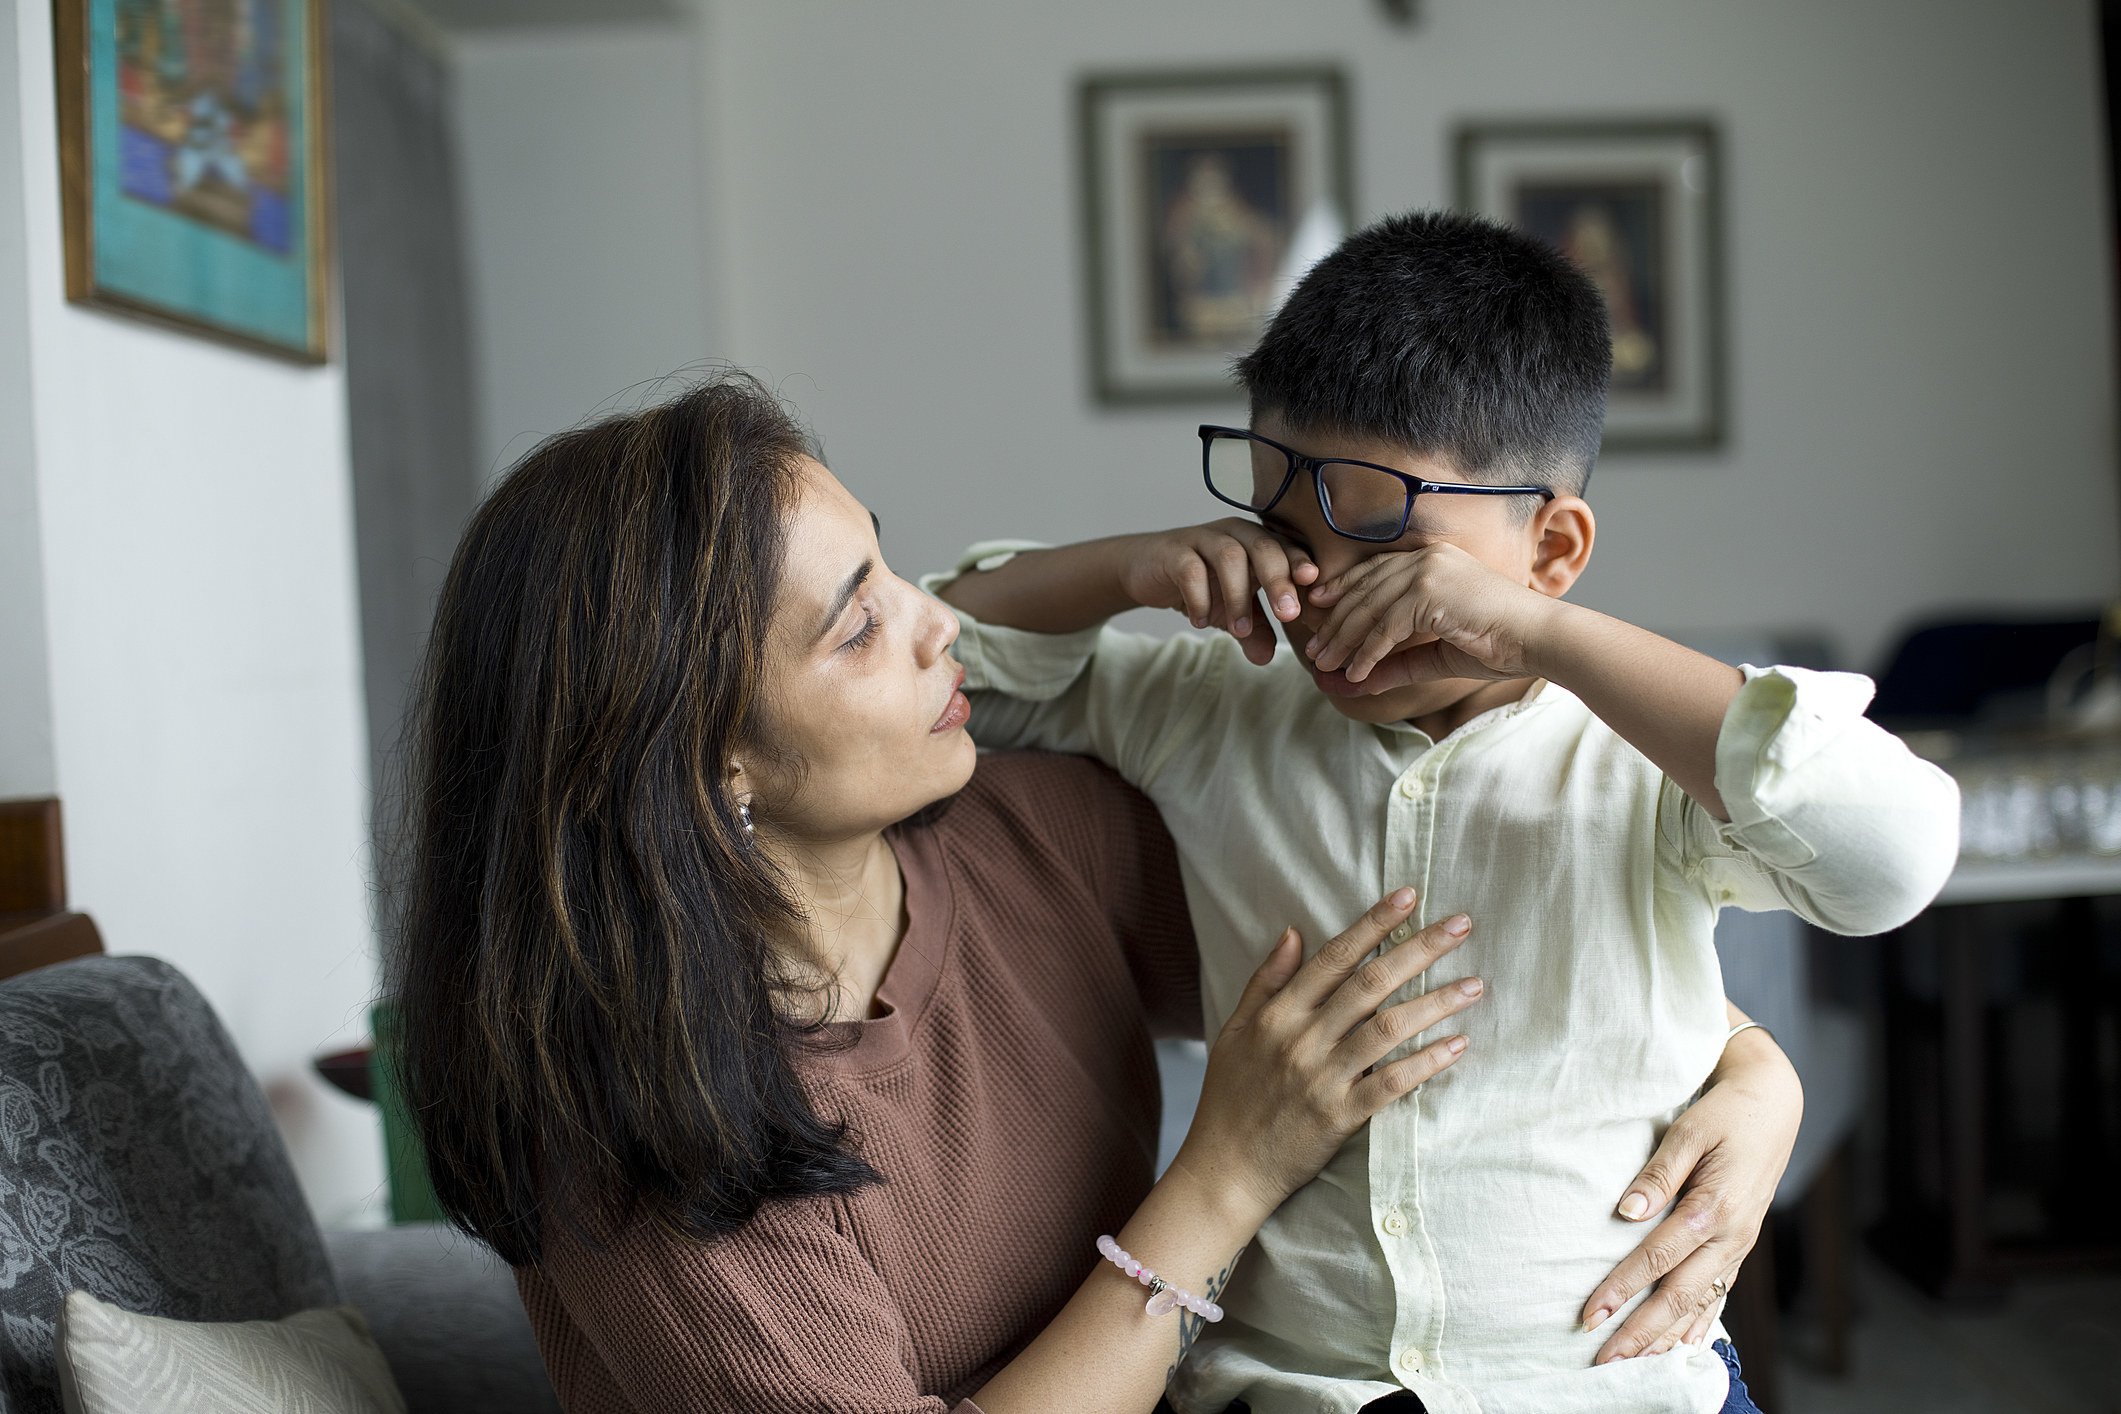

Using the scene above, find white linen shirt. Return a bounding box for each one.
[930,556,1960,1414]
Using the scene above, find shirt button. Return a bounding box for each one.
[1389,922,1414,943]
[1398,1347,1424,1374]
[1381,1208,1408,1236]
[1398,776,1424,801]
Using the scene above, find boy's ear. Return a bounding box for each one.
[1527,497,1595,599]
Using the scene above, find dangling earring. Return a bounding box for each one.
[738,799,755,848]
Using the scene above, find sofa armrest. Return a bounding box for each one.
[326,1224,560,1414]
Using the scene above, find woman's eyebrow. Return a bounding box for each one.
[817,559,874,642]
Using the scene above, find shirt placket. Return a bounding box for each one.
[1371,735,1455,1397]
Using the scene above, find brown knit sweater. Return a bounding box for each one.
[517,752,1201,1413]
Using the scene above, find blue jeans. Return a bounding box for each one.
[1195,1342,1766,1414]
[1336,1341,1764,1413]
[1715,1339,1764,1414]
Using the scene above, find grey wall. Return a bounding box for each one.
[332,0,483,792]
[453,21,716,479]
[691,0,2119,673]
[442,0,2119,673]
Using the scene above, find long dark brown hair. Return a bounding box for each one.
[390,372,876,1265]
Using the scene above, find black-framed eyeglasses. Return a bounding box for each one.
[1199,425,1555,544]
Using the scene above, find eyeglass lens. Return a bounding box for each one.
[1205,434,1409,542]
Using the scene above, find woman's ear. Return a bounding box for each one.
[1528,497,1595,599]
[725,759,752,808]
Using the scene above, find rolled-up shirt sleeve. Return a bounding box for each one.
[1667,664,1961,935]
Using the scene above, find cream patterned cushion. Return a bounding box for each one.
[54,1289,408,1414]
[0,957,338,1414]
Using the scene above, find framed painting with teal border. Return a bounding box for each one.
[55,0,331,362]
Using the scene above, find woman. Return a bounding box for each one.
[393,374,1799,1413]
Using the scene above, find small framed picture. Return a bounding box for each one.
[54,0,332,362]
[1079,67,1352,405]
[1455,120,1723,451]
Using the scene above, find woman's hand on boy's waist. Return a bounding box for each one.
[1576,1015,1802,1364]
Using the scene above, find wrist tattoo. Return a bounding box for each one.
[1168,1248,1245,1383]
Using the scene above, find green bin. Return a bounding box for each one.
[368,1004,446,1225]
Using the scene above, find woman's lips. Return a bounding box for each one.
[932,667,971,733]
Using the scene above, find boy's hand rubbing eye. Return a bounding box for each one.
[1116,520,1319,666]
[1303,543,1562,690]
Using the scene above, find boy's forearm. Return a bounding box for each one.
[938,537,1142,633]
[1527,601,1742,820]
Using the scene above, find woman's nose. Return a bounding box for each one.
[917,593,959,666]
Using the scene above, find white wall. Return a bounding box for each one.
[6,0,384,1223]
[453,20,717,478]
[689,0,2117,673]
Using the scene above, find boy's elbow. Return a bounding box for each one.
[1818,846,1954,937]
[1807,772,1962,937]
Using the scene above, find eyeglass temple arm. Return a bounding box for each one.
[1419,483,1557,500]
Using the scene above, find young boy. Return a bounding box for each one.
[932,212,1958,1414]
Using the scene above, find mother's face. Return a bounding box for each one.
[742,458,976,843]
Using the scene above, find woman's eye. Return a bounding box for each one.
[842,611,879,651]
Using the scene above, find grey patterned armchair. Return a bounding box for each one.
[0,954,559,1414]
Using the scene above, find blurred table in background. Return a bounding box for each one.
[1875,733,2121,1304]
[1935,855,2121,905]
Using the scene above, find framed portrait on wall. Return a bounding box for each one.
[1456,120,1723,451]
[54,0,332,362]
[1079,67,1352,404]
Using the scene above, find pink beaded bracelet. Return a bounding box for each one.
[1095,1235,1224,1322]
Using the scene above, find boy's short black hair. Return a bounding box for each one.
[1236,210,1612,497]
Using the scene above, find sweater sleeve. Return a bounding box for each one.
[970,753,1204,1041]
[1076,759,1203,1041]
[525,1201,989,1414]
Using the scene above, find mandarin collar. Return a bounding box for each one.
[1371,678,1555,748]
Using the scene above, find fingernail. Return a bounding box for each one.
[1390,887,1417,910]
[1443,914,1470,935]
[1233,618,1250,636]
[1617,1192,1650,1221]
[1446,1035,1467,1054]
[1277,595,1297,617]
[1304,636,1319,654]
[1458,977,1483,997]
[1582,1307,1611,1333]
